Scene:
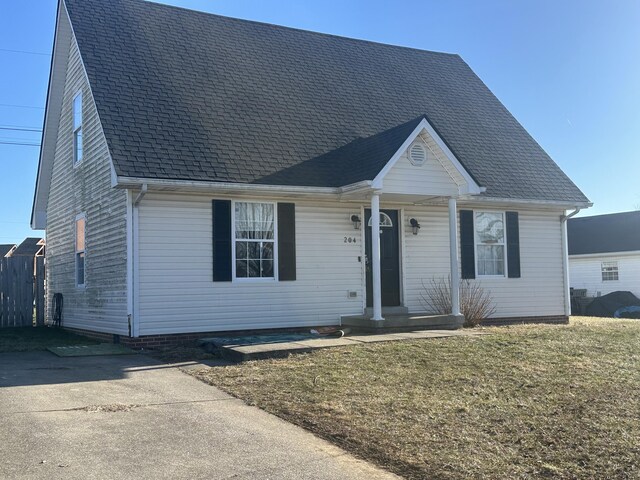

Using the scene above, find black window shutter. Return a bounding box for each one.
[277,203,296,281]
[506,211,521,278]
[460,210,475,279]
[212,200,232,282]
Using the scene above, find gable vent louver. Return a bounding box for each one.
[409,143,427,166]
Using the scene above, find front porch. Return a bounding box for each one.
[334,117,485,327]
[356,193,466,327]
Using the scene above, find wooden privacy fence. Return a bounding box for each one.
[0,256,45,328]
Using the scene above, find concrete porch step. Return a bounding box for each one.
[198,328,485,362]
[364,306,409,316]
[341,312,464,332]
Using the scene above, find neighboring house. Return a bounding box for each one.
[31,0,590,344]
[0,244,16,258]
[568,211,640,298]
[10,237,45,258]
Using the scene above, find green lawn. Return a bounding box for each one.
[193,317,640,479]
[0,327,98,352]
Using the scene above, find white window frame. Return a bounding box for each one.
[473,210,508,278]
[75,213,86,288]
[601,261,619,282]
[73,90,83,167]
[231,200,278,282]
[367,212,394,228]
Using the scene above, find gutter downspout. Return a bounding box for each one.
[560,207,581,317]
[129,184,147,338]
[134,183,148,206]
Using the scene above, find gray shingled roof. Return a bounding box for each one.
[568,211,640,255]
[0,244,16,258]
[12,238,44,257]
[64,0,588,203]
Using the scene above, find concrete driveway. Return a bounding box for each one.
[0,352,397,480]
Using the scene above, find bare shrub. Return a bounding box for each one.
[421,276,496,327]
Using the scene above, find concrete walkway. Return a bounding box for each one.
[203,329,490,361]
[0,352,398,480]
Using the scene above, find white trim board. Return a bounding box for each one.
[371,118,484,195]
[569,250,640,260]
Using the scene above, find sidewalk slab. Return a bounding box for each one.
[202,329,489,361]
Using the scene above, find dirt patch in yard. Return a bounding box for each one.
[192,317,640,479]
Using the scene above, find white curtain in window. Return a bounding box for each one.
[235,203,274,239]
[475,212,505,276]
[477,245,504,276]
[234,203,275,278]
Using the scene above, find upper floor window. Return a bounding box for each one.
[73,91,83,165]
[475,211,505,276]
[75,214,86,287]
[233,202,275,279]
[601,261,619,281]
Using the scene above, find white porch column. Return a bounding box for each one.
[448,198,461,316]
[371,193,384,321]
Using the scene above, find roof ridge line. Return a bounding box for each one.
[138,0,460,58]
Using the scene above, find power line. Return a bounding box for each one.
[0,103,44,110]
[0,126,42,132]
[0,124,41,129]
[0,48,49,57]
[0,141,40,146]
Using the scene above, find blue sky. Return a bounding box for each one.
[0,0,638,245]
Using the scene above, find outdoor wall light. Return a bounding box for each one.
[351,214,361,230]
[410,218,421,235]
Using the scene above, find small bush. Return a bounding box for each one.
[421,276,496,327]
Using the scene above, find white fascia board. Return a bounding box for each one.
[372,118,483,194]
[31,0,70,230]
[569,250,640,260]
[116,176,344,197]
[339,180,373,193]
[465,196,593,210]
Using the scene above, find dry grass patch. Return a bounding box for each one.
[192,317,640,479]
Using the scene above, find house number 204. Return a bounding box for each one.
[344,237,357,243]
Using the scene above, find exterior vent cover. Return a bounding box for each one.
[409,143,427,166]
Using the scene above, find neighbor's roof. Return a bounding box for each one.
[12,238,45,257]
[62,0,588,203]
[568,211,640,255]
[0,244,16,258]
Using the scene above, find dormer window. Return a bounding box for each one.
[73,91,83,166]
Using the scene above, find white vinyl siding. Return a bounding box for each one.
[137,194,364,335]
[45,32,128,335]
[382,133,465,196]
[138,196,566,334]
[403,207,566,318]
[570,254,640,298]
